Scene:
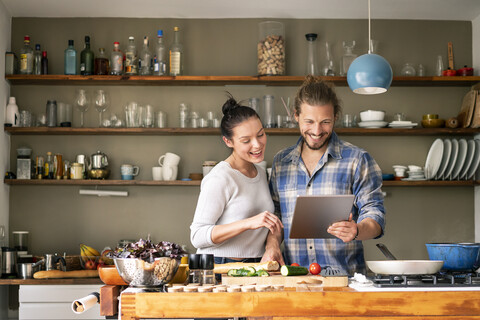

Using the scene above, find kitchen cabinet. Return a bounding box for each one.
[19,284,103,320]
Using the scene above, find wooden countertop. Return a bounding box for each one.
[0,278,103,285]
[118,287,480,320]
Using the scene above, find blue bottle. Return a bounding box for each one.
[64,40,77,75]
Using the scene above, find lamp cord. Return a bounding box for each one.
[368,0,371,54]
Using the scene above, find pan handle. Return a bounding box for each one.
[376,243,398,260]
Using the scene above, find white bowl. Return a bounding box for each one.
[359,110,385,122]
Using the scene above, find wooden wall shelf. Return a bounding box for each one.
[4,179,476,187]
[4,179,202,186]
[5,74,480,87]
[5,127,480,136]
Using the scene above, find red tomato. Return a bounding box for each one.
[291,263,300,267]
[309,263,321,275]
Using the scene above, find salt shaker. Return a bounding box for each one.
[46,100,57,127]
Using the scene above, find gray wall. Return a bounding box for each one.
[8,18,474,262]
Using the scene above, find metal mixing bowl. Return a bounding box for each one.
[114,257,180,287]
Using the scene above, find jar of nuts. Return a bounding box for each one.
[258,21,285,76]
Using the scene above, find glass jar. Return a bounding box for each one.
[263,95,275,128]
[70,162,83,180]
[401,63,416,76]
[257,21,285,76]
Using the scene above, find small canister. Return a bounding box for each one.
[70,163,84,180]
[202,161,218,177]
[46,100,57,127]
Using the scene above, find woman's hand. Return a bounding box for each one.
[246,211,284,234]
[327,213,357,242]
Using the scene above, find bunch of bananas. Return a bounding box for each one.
[80,244,100,262]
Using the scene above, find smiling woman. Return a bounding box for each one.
[190,94,283,267]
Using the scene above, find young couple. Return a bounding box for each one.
[190,76,386,275]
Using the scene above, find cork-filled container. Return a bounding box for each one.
[257,21,285,75]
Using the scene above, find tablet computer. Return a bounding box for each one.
[289,195,355,239]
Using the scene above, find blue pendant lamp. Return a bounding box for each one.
[347,0,393,94]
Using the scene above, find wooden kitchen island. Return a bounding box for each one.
[117,287,480,319]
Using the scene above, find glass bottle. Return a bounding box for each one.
[80,36,94,75]
[169,27,183,76]
[340,40,357,76]
[19,35,34,74]
[41,51,48,74]
[305,33,319,76]
[139,36,152,75]
[322,41,336,76]
[5,97,20,127]
[64,40,77,75]
[33,44,42,75]
[44,152,54,179]
[153,30,167,76]
[125,36,138,75]
[94,48,109,75]
[110,42,123,75]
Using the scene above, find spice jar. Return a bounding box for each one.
[257,21,285,76]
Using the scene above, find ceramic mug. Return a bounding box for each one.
[162,165,178,181]
[152,166,163,181]
[121,164,139,180]
[158,152,181,167]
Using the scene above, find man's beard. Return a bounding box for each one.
[302,132,331,150]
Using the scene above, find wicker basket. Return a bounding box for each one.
[65,255,82,271]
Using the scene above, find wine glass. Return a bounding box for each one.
[94,89,110,127]
[74,89,90,127]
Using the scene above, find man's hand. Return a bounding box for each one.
[327,213,357,242]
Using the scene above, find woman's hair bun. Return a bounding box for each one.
[222,94,239,115]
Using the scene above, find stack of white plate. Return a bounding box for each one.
[358,121,388,128]
[402,165,426,181]
[424,138,480,180]
[388,121,418,129]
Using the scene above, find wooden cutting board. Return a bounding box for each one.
[222,274,348,287]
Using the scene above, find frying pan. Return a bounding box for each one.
[366,243,444,275]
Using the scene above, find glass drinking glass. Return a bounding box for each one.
[74,89,90,127]
[94,89,110,127]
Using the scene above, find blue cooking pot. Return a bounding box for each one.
[425,243,480,271]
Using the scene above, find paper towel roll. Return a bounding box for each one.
[72,292,99,314]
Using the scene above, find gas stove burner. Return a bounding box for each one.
[372,271,480,288]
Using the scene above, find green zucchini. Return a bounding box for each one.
[227,267,256,277]
[255,269,270,277]
[280,265,309,276]
[227,269,240,277]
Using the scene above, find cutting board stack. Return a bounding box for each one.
[458,88,480,128]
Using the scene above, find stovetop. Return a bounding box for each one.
[372,271,480,288]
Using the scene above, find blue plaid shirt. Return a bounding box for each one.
[269,132,385,275]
